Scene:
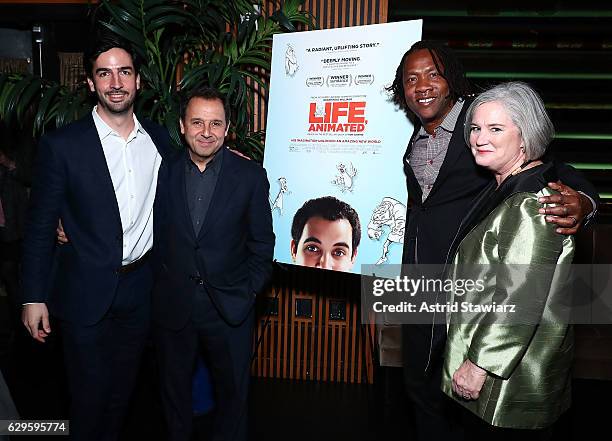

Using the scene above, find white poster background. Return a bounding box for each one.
[263,20,422,275]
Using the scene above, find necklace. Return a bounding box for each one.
[509,158,534,176]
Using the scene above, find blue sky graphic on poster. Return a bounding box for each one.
[263,20,422,275]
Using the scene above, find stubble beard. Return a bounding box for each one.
[97,90,136,115]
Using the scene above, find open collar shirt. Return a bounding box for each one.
[408,99,464,201]
[184,148,223,235]
[92,106,162,264]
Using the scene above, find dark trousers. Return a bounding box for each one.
[155,289,254,441]
[0,239,21,332]
[402,323,462,441]
[60,263,152,441]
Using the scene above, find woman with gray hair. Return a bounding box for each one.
[441,82,575,439]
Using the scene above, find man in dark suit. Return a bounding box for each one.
[20,32,171,440]
[152,87,275,441]
[384,40,599,440]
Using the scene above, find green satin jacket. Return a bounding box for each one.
[442,165,575,429]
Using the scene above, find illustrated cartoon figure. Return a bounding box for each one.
[270,177,290,215]
[367,197,406,264]
[285,44,298,77]
[313,102,326,119]
[331,162,357,192]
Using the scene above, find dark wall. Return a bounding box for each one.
[0,3,92,81]
[388,0,612,215]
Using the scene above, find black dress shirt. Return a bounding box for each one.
[185,149,223,235]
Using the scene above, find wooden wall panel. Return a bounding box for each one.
[253,268,376,384]
[58,52,85,90]
[302,0,388,29]
[0,58,29,74]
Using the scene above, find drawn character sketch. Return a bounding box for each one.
[368,197,406,264]
[313,101,326,119]
[270,176,290,215]
[381,82,394,98]
[331,162,357,193]
[285,44,298,76]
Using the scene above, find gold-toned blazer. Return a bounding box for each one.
[441,163,575,429]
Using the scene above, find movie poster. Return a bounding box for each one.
[263,20,422,275]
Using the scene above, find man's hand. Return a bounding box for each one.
[56,219,68,244]
[22,303,52,343]
[452,358,487,400]
[538,181,592,235]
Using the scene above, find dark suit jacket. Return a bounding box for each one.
[402,100,491,266]
[152,147,275,329]
[21,114,172,325]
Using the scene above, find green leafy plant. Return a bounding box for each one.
[0,0,314,160]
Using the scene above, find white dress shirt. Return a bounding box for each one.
[92,107,162,265]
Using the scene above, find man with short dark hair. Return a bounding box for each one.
[152,86,274,441]
[387,40,599,440]
[21,31,171,441]
[290,196,361,272]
